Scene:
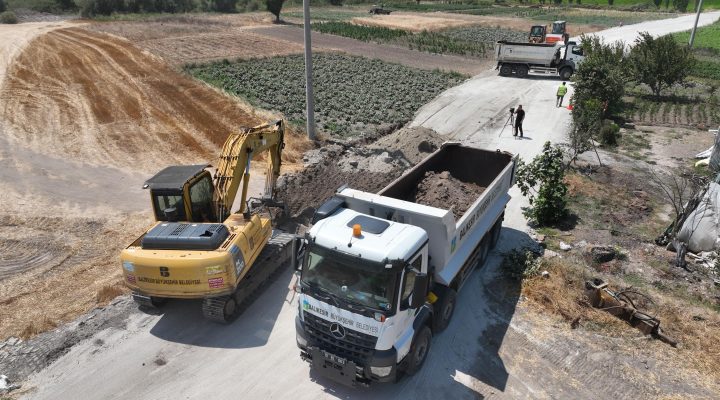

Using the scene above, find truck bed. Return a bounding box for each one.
[495,41,561,66]
[335,143,515,283]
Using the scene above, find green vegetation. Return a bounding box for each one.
[516,141,569,226]
[0,10,16,22]
[629,32,695,98]
[0,0,5,12]
[674,19,720,52]
[186,53,465,137]
[311,21,408,41]
[502,249,542,280]
[6,0,75,13]
[310,21,525,58]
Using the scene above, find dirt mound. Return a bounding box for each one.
[408,171,485,216]
[277,145,401,219]
[0,27,308,172]
[369,126,445,164]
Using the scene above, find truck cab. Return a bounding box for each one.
[296,208,431,385]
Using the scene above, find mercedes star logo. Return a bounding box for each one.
[329,323,346,339]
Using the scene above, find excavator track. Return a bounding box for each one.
[202,231,296,323]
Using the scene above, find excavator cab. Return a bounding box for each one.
[144,164,216,223]
[528,25,546,43]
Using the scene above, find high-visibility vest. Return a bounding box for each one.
[557,85,568,96]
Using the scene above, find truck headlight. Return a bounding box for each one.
[370,366,393,377]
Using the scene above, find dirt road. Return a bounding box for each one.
[250,25,491,75]
[12,12,720,400]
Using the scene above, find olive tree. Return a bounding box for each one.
[628,32,694,98]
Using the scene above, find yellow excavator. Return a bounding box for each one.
[120,120,297,322]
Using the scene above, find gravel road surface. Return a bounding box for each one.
[17,12,720,400]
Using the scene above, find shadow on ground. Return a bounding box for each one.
[147,268,294,349]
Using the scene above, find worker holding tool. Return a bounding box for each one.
[556,82,568,107]
[513,105,525,138]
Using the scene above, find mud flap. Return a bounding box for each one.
[310,347,360,387]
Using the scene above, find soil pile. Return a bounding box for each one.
[408,171,485,216]
[368,126,446,164]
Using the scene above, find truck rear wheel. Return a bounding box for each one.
[516,65,529,78]
[499,64,512,76]
[560,67,573,80]
[405,326,432,376]
[432,287,457,333]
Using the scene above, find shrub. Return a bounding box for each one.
[599,120,620,146]
[0,11,18,23]
[503,249,542,281]
[673,0,689,11]
[265,0,284,22]
[204,0,238,12]
[329,0,342,5]
[245,0,260,11]
[0,0,6,13]
[516,141,569,226]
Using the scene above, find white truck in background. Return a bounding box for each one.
[495,40,585,80]
[294,143,516,386]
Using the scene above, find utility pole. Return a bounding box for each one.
[689,0,704,48]
[302,0,316,140]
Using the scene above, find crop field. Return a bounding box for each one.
[456,6,671,27]
[674,20,720,51]
[310,21,524,58]
[187,54,465,138]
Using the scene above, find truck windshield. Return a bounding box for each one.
[301,245,396,312]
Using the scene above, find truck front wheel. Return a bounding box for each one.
[560,67,573,80]
[405,326,432,376]
[432,287,457,333]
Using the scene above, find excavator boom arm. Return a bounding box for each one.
[212,120,285,220]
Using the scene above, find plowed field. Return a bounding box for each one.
[0,27,308,172]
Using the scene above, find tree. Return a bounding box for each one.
[673,0,689,11]
[516,141,569,226]
[0,0,6,13]
[572,35,626,116]
[205,0,237,12]
[265,0,284,22]
[628,32,694,98]
[568,98,604,165]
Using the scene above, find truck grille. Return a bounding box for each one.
[303,313,378,363]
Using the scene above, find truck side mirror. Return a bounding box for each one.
[411,273,429,309]
[292,237,306,271]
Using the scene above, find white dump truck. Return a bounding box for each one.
[294,143,516,386]
[495,40,584,79]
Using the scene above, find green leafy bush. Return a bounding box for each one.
[516,141,569,226]
[0,10,17,23]
[503,249,542,281]
[599,120,620,146]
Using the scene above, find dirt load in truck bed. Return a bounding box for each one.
[407,170,486,216]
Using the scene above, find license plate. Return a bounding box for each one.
[321,350,346,365]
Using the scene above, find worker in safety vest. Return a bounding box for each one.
[556,82,568,107]
[555,82,567,107]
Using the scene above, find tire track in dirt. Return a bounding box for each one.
[0,27,308,172]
